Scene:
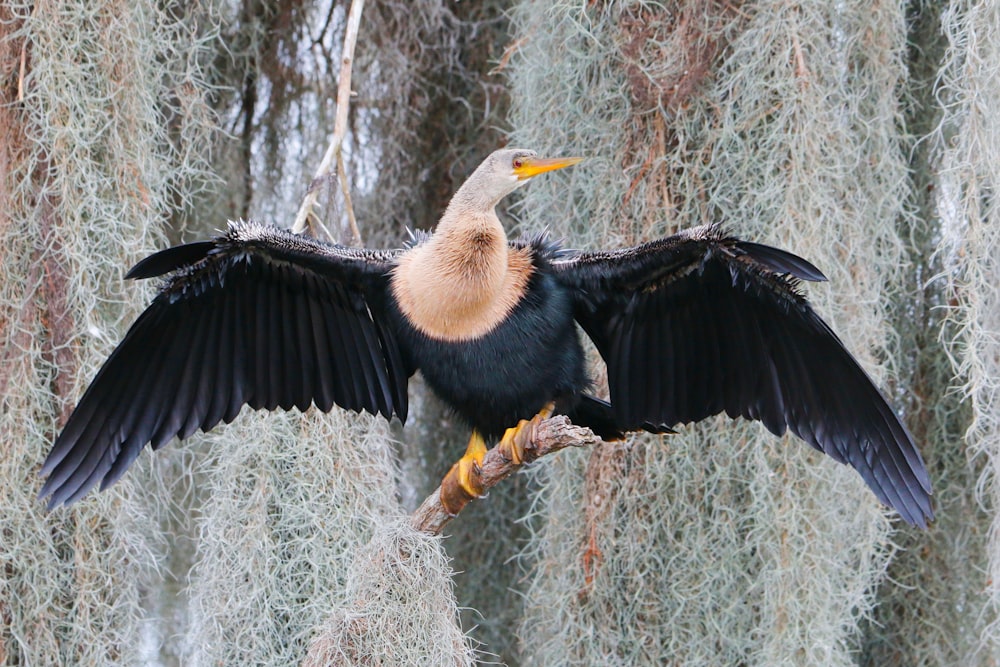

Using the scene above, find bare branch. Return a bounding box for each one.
[410,416,602,535]
[292,0,365,243]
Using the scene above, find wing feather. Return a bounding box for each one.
[152,302,209,449]
[40,220,409,507]
[249,265,270,411]
[178,296,215,440]
[286,268,313,413]
[351,302,384,415]
[646,289,666,418]
[609,313,632,426]
[305,275,336,412]
[331,285,365,412]
[203,284,235,429]
[110,311,174,452]
[291,279,316,412]
[267,275,286,411]
[280,271,302,411]
[320,287,356,412]
[374,315,409,421]
[551,224,933,527]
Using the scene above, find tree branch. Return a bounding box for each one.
[410,416,602,535]
[292,0,365,243]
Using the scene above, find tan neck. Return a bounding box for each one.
[392,209,533,341]
[431,207,508,288]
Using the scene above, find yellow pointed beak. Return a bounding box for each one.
[514,156,584,180]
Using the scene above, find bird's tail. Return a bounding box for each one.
[563,394,674,441]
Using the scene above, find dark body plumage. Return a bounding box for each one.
[39,149,934,528]
[389,237,587,440]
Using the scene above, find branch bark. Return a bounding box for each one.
[410,416,602,535]
[291,0,365,243]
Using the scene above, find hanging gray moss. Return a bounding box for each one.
[934,1,1000,663]
[184,412,404,665]
[303,519,476,666]
[0,0,217,663]
[854,2,990,664]
[5,0,1000,663]
[504,1,915,663]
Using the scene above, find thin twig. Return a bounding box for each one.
[410,416,602,535]
[18,38,27,102]
[292,0,365,244]
[336,151,358,242]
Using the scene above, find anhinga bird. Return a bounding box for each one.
[39,148,933,527]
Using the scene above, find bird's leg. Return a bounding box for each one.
[497,402,555,465]
[440,430,489,515]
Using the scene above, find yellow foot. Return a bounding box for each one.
[440,431,488,515]
[498,402,555,465]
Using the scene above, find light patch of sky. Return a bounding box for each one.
[936,150,968,264]
[240,0,385,240]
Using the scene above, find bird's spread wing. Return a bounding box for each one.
[550,224,933,527]
[40,220,409,507]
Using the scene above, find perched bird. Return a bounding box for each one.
[39,148,933,527]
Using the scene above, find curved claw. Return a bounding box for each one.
[440,431,488,515]
[498,402,555,465]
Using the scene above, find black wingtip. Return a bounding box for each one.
[736,241,828,282]
[125,241,216,280]
[898,487,935,529]
[38,478,77,510]
[893,499,933,529]
[912,508,934,529]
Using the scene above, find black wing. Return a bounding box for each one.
[551,224,933,527]
[40,220,409,508]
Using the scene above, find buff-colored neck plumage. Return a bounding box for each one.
[391,171,533,342]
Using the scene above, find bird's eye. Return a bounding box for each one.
[513,158,523,169]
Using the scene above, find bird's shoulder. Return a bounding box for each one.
[219,219,403,269]
[507,230,574,268]
[129,220,404,303]
[546,224,825,297]
[546,224,725,282]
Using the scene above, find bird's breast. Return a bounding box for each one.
[391,266,587,439]
[390,244,535,342]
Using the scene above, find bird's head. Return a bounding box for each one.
[464,148,583,206]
